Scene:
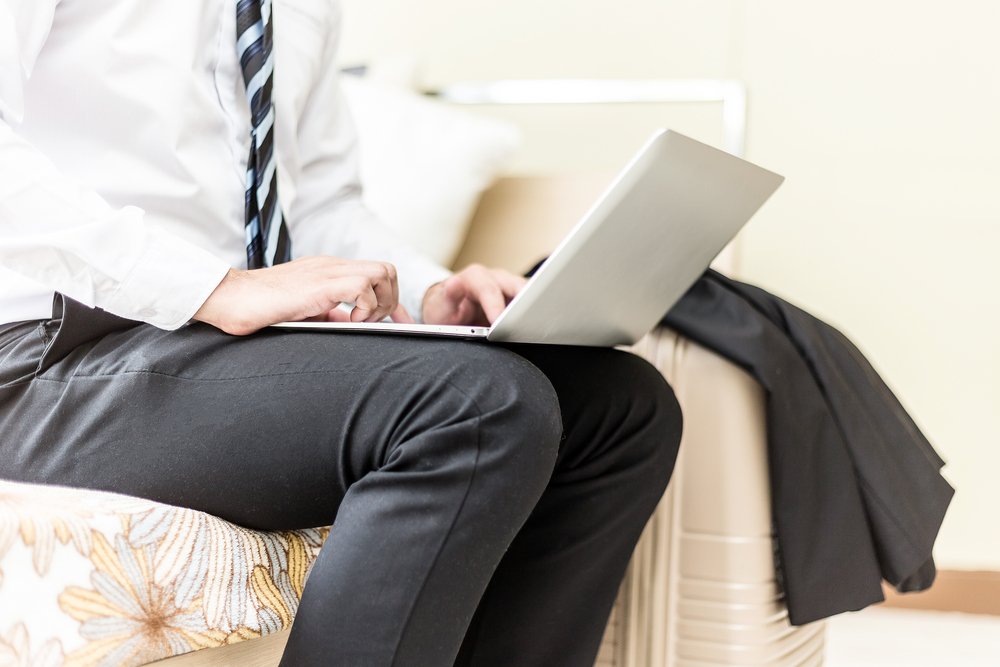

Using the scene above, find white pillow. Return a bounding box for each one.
[340,75,521,267]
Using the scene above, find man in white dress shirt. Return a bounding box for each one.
[0,1,682,665]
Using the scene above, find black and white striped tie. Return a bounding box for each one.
[237,0,291,269]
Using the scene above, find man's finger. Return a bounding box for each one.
[370,280,396,321]
[490,269,528,302]
[443,276,470,304]
[350,285,381,322]
[391,303,415,324]
[325,306,352,322]
[463,271,507,324]
[385,263,400,309]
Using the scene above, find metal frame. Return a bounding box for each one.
[425,79,747,157]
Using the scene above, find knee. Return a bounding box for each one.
[607,352,684,484]
[425,344,563,494]
[469,348,563,490]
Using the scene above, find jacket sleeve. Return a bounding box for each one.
[0,0,230,330]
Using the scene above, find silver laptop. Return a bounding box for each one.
[273,129,784,347]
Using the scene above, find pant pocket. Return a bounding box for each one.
[35,294,141,376]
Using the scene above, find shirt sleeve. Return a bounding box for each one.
[285,2,451,321]
[0,0,231,330]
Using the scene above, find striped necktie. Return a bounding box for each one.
[237,0,291,269]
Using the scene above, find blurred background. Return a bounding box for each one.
[338,0,1000,579]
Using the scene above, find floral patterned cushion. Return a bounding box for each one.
[0,480,328,667]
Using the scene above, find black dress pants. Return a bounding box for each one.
[0,300,682,667]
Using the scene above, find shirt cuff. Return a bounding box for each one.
[102,224,232,330]
[399,255,451,323]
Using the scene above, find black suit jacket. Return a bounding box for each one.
[660,269,953,625]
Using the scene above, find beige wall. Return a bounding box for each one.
[340,0,1000,570]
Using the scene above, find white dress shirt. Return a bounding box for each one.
[0,0,450,329]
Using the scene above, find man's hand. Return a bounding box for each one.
[194,256,412,335]
[422,264,527,326]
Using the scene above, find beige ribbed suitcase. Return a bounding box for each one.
[594,330,826,667]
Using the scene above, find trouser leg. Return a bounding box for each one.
[454,345,684,667]
[278,343,564,666]
[0,314,562,667]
